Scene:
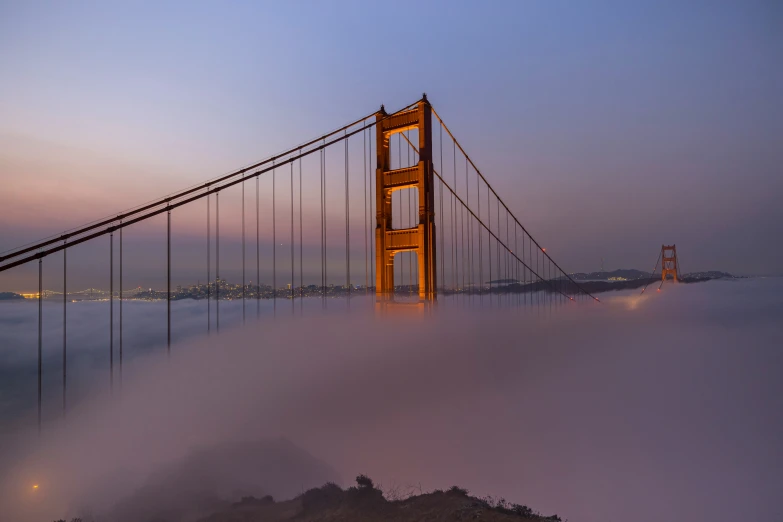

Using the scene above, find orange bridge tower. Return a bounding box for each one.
[661,244,680,283]
[375,96,436,302]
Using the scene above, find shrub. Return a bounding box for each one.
[301,482,344,511]
[356,474,374,489]
[447,485,469,496]
[234,495,274,507]
[510,503,533,517]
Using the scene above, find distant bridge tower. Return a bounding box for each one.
[661,244,680,283]
[375,96,436,301]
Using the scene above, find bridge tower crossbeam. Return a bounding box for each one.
[375,96,436,301]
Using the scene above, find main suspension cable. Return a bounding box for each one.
[430,106,598,302]
[639,250,663,296]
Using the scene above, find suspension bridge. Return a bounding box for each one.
[0,95,600,432]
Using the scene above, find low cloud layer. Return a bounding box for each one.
[1,279,782,522]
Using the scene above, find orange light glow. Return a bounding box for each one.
[32,484,39,490]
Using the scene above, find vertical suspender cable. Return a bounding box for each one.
[273,163,276,315]
[477,165,482,299]
[299,152,304,307]
[528,234,532,305]
[110,232,114,390]
[345,131,351,299]
[320,144,326,306]
[524,231,527,305]
[454,140,458,293]
[496,196,500,304]
[466,156,472,297]
[549,258,553,311]
[119,224,122,385]
[291,161,295,308]
[514,221,518,305]
[487,185,491,302]
[535,238,538,306]
[207,192,210,332]
[323,146,328,303]
[455,139,463,293]
[242,177,245,323]
[320,146,324,303]
[167,210,171,355]
[38,257,42,435]
[545,257,548,308]
[364,124,368,295]
[560,263,563,304]
[216,192,220,331]
[506,214,510,306]
[256,175,260,316]
[533,236,537,306]
[62,241,66,416]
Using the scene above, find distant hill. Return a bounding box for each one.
[682,271,736,280]
[0,292,24,300]
[572,269,657,281]
[198,480,561,522]
[571,269,735,281]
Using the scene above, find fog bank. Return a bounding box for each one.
[1,279,782,522]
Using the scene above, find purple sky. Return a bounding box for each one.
[1,1,781,292]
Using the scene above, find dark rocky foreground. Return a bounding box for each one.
[48,440,561,522]
[50,472,561,522]
[196,481,562,522]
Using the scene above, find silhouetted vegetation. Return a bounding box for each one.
[355,473,375,489]
[233,495,274,507]
[300,482,344,511]
[58,478,563,522]
[447,485,469,496]
[478,494,562,521]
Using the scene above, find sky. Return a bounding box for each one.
[1,0,782,292]
[2,279,782,522]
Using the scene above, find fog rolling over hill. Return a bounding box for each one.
[0,278,781,522]
[105,438,339,522]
